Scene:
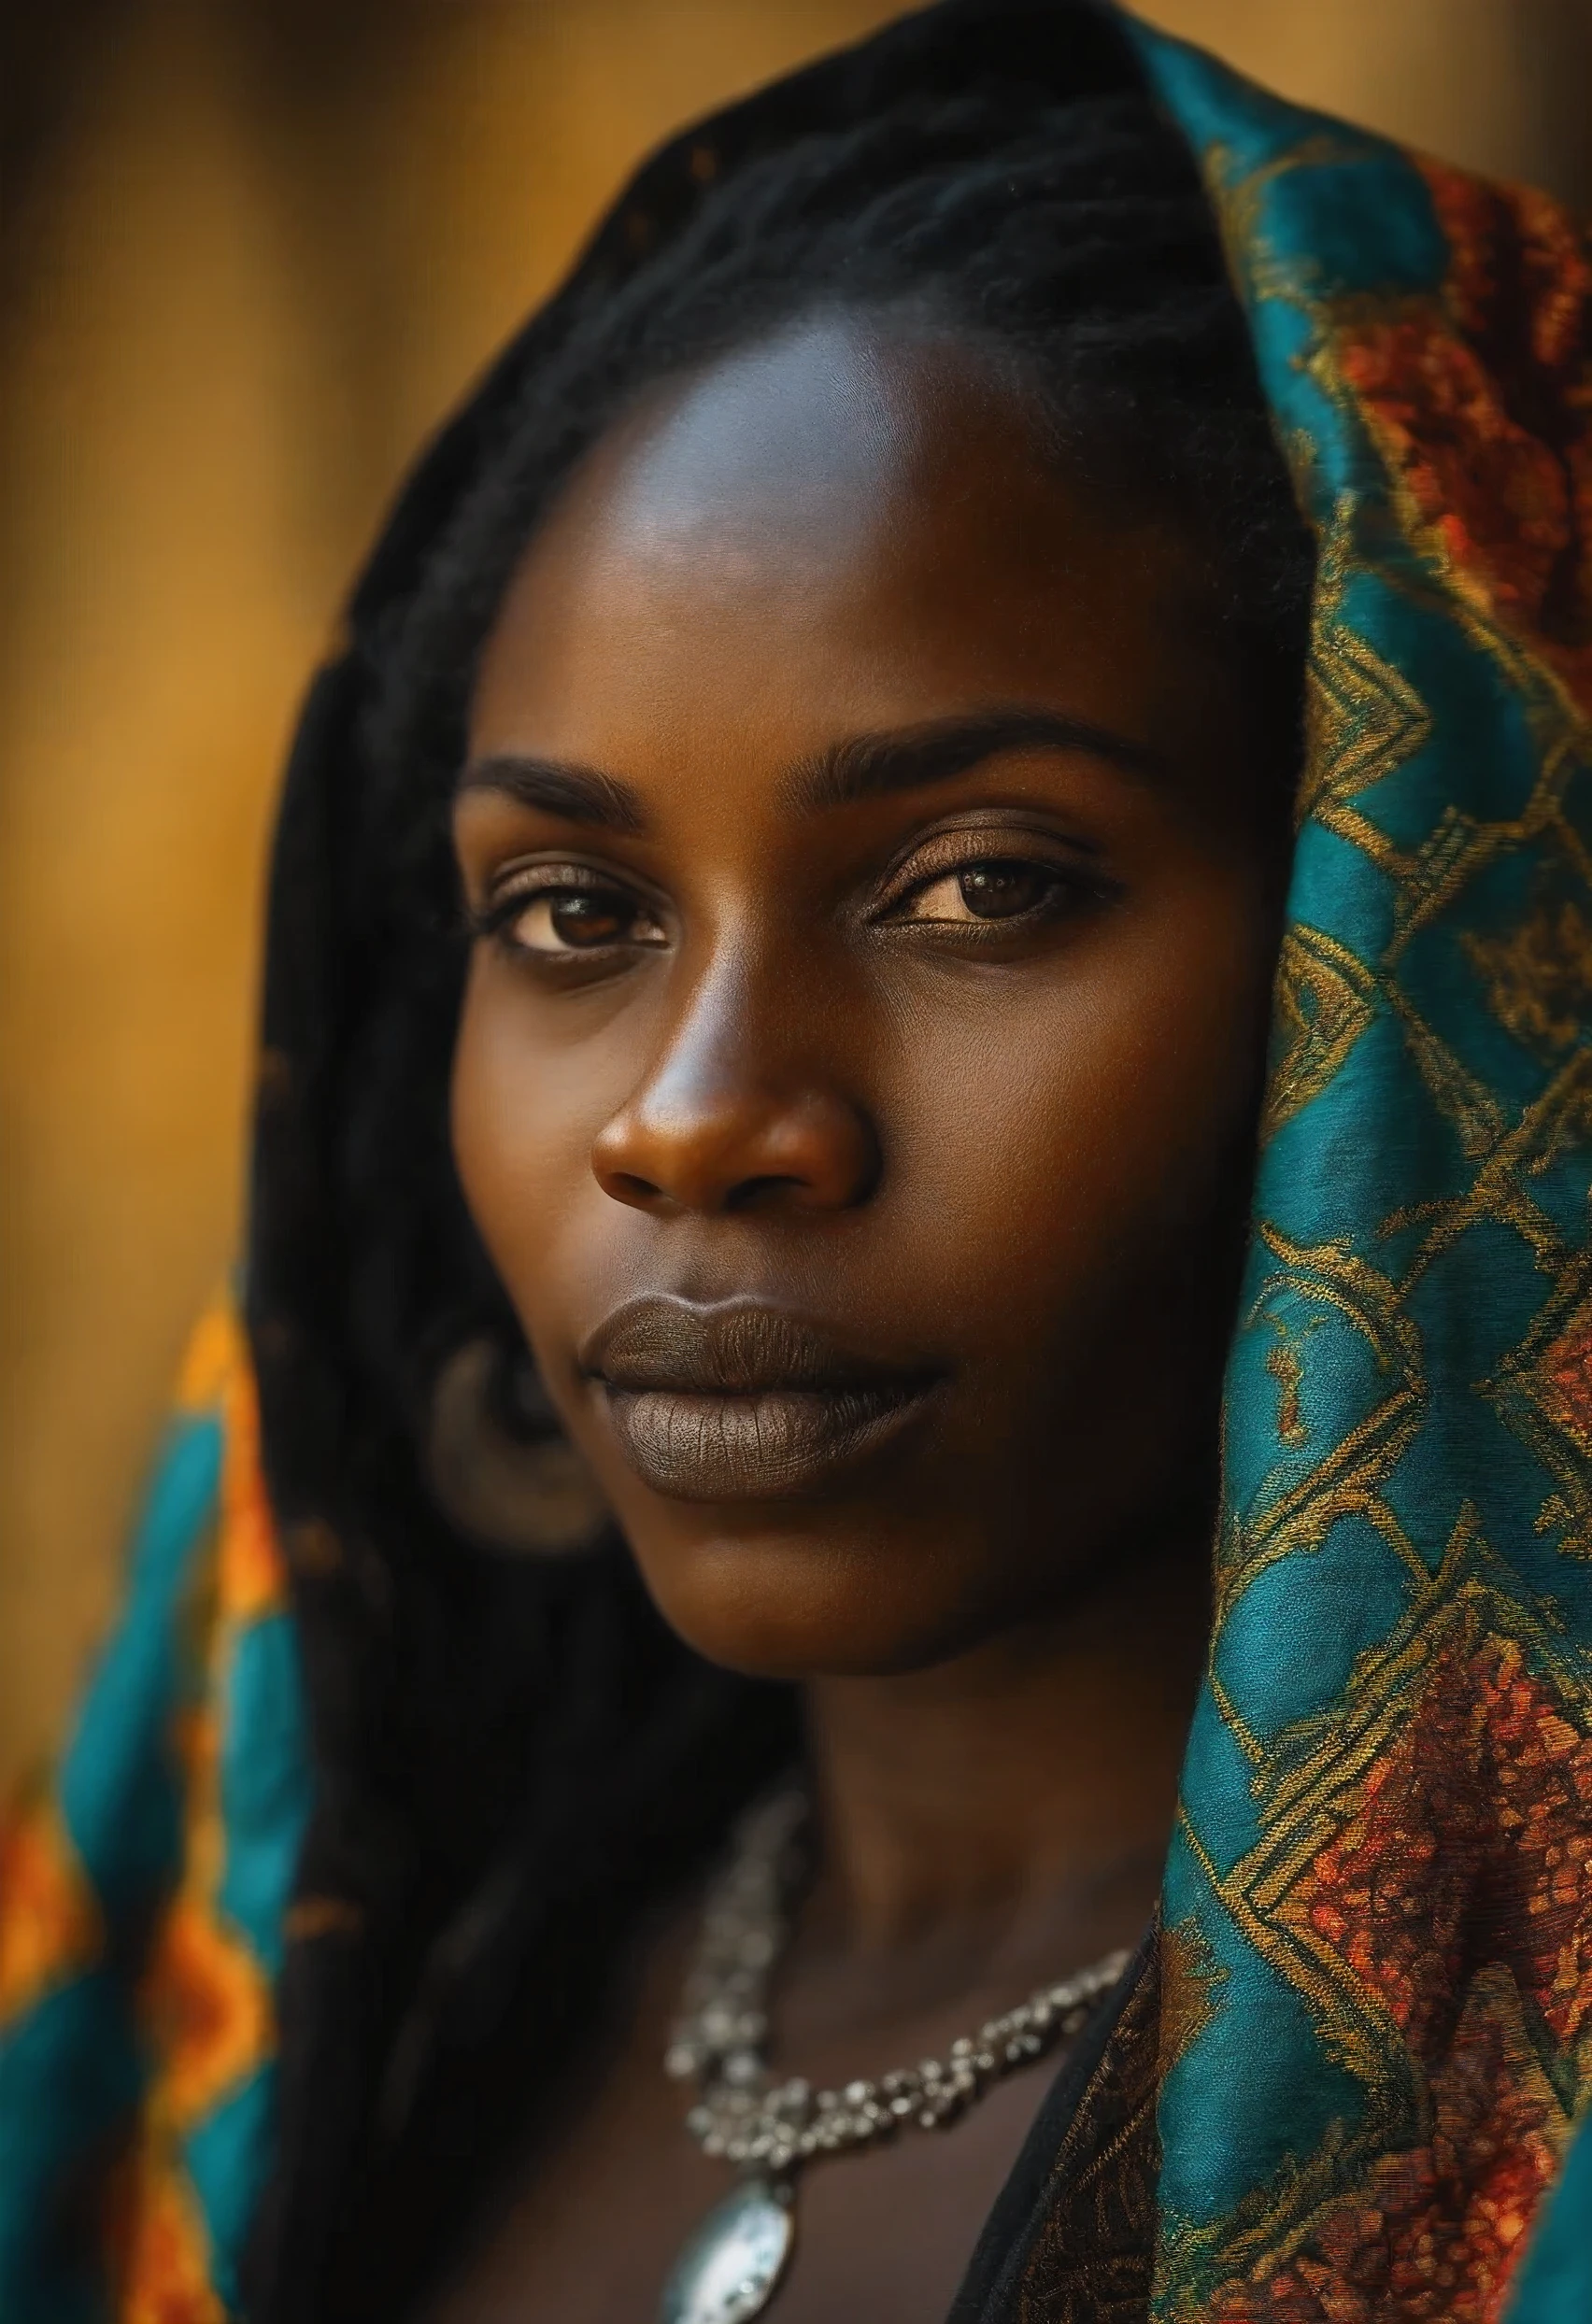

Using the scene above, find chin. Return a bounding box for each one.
[629,1523,1005,1683]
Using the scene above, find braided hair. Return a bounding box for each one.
[242,20,1316,2320]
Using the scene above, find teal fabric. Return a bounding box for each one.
[0,1378,313,2318]
[198,1601,312,2314]
[0,1413,221,2321]
[1506,2115,1592,2322]
[0,1984,142,2324]
[1131,20,1592,2320]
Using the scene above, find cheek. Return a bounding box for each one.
[895,873,1273,1339]
[449,958,611,1315]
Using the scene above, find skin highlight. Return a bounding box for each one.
[438,312,1289,2321]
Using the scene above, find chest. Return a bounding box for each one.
[426,1973,1060,2324]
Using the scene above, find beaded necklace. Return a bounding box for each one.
[659,1789,1128,2324]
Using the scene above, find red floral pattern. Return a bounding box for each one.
[1332,164,1592,708]
[1285,1635,1592,2055]
[1541,1303,1592,1452]
[1185,1624,1592,2323]
[1212,1996,1555,2322]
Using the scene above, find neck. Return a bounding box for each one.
[801,1536,1207,1954]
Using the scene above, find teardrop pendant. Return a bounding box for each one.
[659,2176,795,2324]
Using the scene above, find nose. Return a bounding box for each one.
[590,968,879,1218]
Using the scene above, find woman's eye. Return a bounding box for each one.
[902,859,1070,926]
[488,882,666,957]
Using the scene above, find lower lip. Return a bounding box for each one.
[599,1382,931,1501]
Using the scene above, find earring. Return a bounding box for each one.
[426,1337,609,1557]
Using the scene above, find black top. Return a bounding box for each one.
[951,1927,1158,2323]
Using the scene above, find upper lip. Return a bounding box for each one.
[580,1297,931,1397]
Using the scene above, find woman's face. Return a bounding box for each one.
[452,314,1288,1679]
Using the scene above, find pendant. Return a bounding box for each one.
[660,2175,795,2324]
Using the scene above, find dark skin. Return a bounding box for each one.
[435,314,1288,2321]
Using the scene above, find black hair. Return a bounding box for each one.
[241,21,1315,2321]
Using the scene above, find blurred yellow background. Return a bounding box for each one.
[3,0,1588,1790]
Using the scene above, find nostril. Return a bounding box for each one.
[723,1174,806,1214]
[605,1169,665,1209]
[591,1087,878,1216]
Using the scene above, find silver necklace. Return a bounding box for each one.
[658,1789,1128,2324]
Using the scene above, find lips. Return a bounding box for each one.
[579,1297,938,1501]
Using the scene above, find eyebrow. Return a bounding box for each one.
[456,706,1166,833]
[787,708,1169,812]
[456,755,647,833]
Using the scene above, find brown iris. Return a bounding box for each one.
[955,862,1051,919]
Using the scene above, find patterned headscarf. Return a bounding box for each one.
[1,6,1588,2318]
[1134,30,1592,2318]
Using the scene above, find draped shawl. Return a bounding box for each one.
[2,3,1589,2317]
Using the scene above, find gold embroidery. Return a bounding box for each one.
[1301,613,1432,855]
[1386,987,1507,1159]
[1159,1917,1229,2075]
[1264,1339,1309,1448]
[1219,1229,1426,1612]
[1466,895,1592,1055]
[1487,1252,1592,1561]
[1262,926,1378,1141]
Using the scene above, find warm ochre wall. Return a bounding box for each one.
[2,0,1587,1791]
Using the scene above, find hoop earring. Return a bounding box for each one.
[426,1337,609,1557]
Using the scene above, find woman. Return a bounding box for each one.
[1,2,1588,2318]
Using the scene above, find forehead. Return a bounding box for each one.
[553,315,939,568]
[470,312,1209,772]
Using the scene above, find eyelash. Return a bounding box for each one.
[883,854,1111,933]
[467,868,666,961]
[467,845,1113,965]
